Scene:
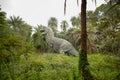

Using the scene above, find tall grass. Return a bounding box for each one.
[0,53,120,80]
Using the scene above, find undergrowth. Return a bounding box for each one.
[0,53,120,80]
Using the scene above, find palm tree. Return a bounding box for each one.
[64,0,118,79]
[22,23,32,42]
[64,0,94,79]
[70,16,80,28]
[7,16,32,42]
[48,17,58,35]
[60,20,69,32]
[66,28,81,50]
[7,16,24,33]
[32,25,48,53]
[79,0,95,79]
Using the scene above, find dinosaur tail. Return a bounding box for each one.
[69,49,78,57]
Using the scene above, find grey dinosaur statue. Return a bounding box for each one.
[40,26,78,56]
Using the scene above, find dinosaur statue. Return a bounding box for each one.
[40,26,78,56]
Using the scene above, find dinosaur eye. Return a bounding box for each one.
[40,30,45,32]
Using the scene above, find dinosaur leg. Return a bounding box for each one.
[59,49,65,55]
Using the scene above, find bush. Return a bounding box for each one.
[0,53,120,80]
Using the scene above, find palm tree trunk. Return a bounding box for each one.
[79,0,94,80]
[81,0,87,57]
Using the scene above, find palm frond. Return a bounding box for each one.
[105,0,120,14]
[92,0,97,6]
[95,0,97,5]
[77,0,79,6]
[64,0,67,15]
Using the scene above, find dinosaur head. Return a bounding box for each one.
[40,26,54,38]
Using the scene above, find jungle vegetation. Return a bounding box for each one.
[0,0,120,80]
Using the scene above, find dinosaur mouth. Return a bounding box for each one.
[40,29,46,36]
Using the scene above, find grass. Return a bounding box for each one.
[88,54,120,80]
[0,53,120,80]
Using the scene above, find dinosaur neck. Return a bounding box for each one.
[45,29,55,44]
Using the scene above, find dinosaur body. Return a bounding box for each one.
[41,27,78,56]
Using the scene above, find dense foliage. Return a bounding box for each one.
[0,1,120,80]
[0,54,120,80]
[0,10,34,63]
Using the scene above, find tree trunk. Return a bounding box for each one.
[79,0,94,80]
